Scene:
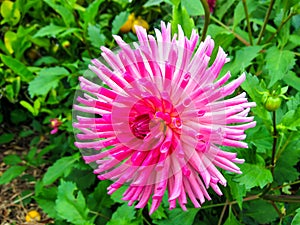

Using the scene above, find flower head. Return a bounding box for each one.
[73,22,256,214]
[50,118,62,134]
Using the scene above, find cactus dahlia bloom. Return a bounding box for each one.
[73,22,256,214]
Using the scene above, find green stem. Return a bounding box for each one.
[270,111,278,176]
[265,12,295,43]
[275,132,293,162]
[272,179,300,191]
[257,0,276,44]
[242,0,253,45]
[210,16,251,46]
[200,0,210,41]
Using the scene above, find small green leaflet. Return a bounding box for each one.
[55,181,94,225]
[106,204,137,225]
[234,163,273,189]
[0,54,34,82]
[0,165,26,185]
[112,11,129,35]
[88,24,106,48]
[283,71,300,92]
[42,154,80,185]
[292,208,300,225]
[28,66,70,97]
[226,175,246,209]
[33,24,67,38]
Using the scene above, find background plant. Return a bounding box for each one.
[0,0,300,224]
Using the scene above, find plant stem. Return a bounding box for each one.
[13,192,35,204]
[218,200,228,225]
[270,201,283,218]
[257,0,276,44]
[272,179,300,191]
[275,132,293,161]
[271,111,277,176]
[200,0,210,41]
[265,12,295,43]
[210,16,251,46]
[242,0,253,45]
[263,194,300,203]
[200,194,260,209]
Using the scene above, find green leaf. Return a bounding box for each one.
[56,181,94,225]
[144,0,165,7]
[83,0,105,26]
[172,4,194,37]
[181,0,204,16]
[33,24,67,37]
[88,24,106,48]
[244,199,279,224]
[292,208,300,225]
[44,0,75,26]
[0,54,34,82]
[227,175,246,209]
[155,208,199,225]
[0,133,14,145]
[265,47,295,88]
[28,66,70,97]
[287,92,300,111]
[35,186,58,218]
[223,45,263,77]
[279,107,300,131]
[274,139,300,184]
[150,204,167,221]
[246,121,272,153]
[107,204,137,225]
[42,154,80,185]
[0,165,26,185]
[3,155,22,165]
[234,163,273,189]
[283,71,300,92]
[20,100,36,116]
[33,56,58,66]
[87,180,113,211]
[112,11,129,34]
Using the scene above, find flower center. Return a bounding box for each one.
[130,114,151,139]
[129,97,182,140]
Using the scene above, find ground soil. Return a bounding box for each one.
[0,123,52,225]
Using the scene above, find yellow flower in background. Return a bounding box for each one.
[25,210,41,222]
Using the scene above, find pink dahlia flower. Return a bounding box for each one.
[50,118,62,134]
[73,22,256,214]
